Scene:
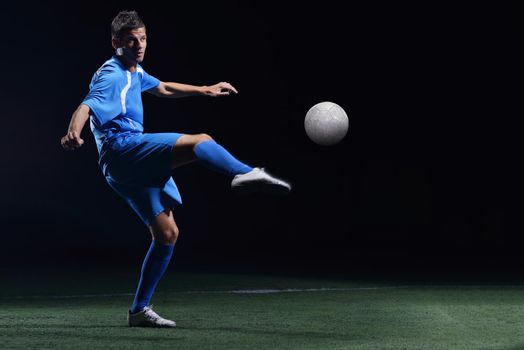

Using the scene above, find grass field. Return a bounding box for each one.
[1,267,524,350]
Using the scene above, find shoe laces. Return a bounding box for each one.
[143,306,161,322]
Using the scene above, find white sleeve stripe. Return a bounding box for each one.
[120,71,132,115]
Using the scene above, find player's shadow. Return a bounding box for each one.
[182,325,356,342]
[0,324,185,341]
[497,344,524,350]
[0,324,123,330]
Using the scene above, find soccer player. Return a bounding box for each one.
[60,10,291,328]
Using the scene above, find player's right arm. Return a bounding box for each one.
[149,81,238,98]
[60,104,90,151]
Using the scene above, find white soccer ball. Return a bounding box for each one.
[304,101,349,146]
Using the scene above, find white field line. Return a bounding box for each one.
[4,286,407,300]
[4,285,521,300]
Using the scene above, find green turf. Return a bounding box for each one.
[1,269,524,350]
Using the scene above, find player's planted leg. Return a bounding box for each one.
[128,209,178,328]
[128,306,176,328]
[129,241,174,313]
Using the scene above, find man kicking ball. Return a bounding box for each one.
[60,10,291,328]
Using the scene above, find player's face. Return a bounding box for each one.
[116,27,147,63]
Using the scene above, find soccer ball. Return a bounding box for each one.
[304,101,349,146]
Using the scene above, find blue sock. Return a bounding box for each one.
[130,241,174,314]
[194,140,253,177]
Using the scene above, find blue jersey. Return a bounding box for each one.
[81,57,184,226]
[82,56,160,163]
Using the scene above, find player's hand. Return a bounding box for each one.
[61,131,84,151]
[203,82,238,97]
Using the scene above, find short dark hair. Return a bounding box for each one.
[111,10,145,39]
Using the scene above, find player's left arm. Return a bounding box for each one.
[147,81,238,98]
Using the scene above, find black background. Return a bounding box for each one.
[1,2,517,278]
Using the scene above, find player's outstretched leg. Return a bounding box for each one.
[127,209,178,328]
[172,133,291,195]
[230,167,291,195]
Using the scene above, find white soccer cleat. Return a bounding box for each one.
[127,306,176,328]
[231,167,292,195]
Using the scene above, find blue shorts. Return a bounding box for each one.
[102,132,184,226]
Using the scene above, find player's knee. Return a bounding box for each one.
[154,225,179,244]
[197,133,214,143]
[167,225,179,244]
